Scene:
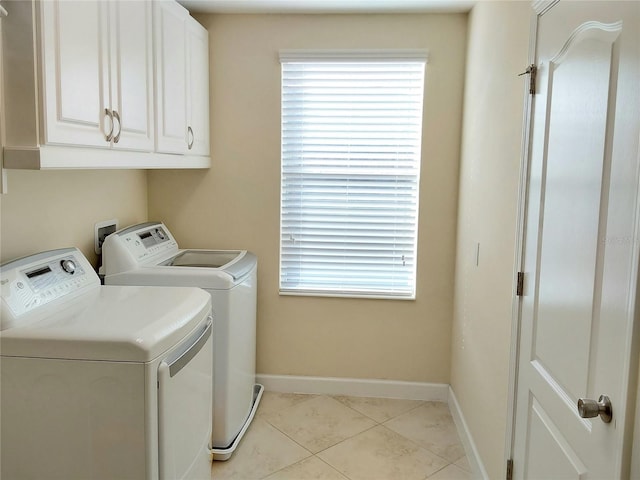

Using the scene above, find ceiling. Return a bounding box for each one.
[178,0,476,14]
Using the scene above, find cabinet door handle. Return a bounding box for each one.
[104,108,114,142]
[112,110,122,144]
[187,126,194,150]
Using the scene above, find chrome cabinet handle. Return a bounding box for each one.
[578,395,612,423]
[187,126,194,150]
[112,110,122,144]
[104,108,114,142]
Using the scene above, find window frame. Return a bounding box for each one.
[278,50,429,300]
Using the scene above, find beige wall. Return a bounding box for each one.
[0,170,147,267]
[450,2,531,478]
[148,13,467,382]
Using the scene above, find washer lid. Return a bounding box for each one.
[0,285,211,362]
[161,250,248,274]
[107,251,258,290]
[159,250,257,281]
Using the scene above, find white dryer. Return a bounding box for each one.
[0,248,213,480]
[102,222,261,460]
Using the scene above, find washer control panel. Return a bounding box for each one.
[117,224,178,262]
[0,248,99,320]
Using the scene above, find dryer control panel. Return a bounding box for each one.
[0,248,100,321]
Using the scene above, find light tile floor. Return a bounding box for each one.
[211,392,472,480]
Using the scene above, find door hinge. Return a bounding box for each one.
[516,272,524,296]
[506,458,514,480]
[518,64,537,95]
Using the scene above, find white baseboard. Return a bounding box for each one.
[448,386,489,480]
[256,374,449,401]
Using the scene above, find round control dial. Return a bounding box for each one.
[60,259,76,274]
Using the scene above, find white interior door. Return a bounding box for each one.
[512,1,640,478]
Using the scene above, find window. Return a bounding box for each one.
[279,50,427,299]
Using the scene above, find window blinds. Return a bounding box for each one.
[279,51,427,298]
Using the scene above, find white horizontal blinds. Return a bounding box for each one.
[280,51,426,298]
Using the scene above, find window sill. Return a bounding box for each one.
[279,289,416,301]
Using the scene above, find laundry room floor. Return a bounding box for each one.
[211,392,471,480]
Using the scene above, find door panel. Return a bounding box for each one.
[56,2,102,125]
[186,18,210,156]
[111,0,154,151]
[526,397,586,479]
[513,1,640,478]
[154,1,188,154]
[41,0,109,147]
[534,28,617,403]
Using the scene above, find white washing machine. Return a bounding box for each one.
[0,248,213,480]
[102,222,262,460]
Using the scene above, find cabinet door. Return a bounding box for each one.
[186,18,210,156]
[154,0,188,154]
[40,0,110,147]
[110,0,154,152]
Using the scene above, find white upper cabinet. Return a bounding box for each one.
[2,0,210,169]
[40,0,110,148]
[41,0,153,150]
[155,1,210,156]
[187,19,210,156]
[109,0,155,152]
[154,1,189,154]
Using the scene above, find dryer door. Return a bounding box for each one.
[157,315,213,480]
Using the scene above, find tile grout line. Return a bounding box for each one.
[262,416,316,456]
[425,461,471,479]
[316,422,381,455]
[251,393,321,480]
[257,455,310,480]
[259,394,377,480]
[258,392,322,456]
[310,422,458,480]
[264,394,380,454]
[329,395,389,425]
[313,423,382,480]
[314,454,353,480]
[330,395,430,424]
[454,458,473,474]
[376,421,457,472]
[380,401,468,467]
